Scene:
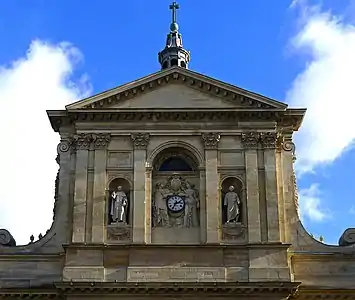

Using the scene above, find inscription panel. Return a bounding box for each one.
[127,267,225,282]
[107,152,132,168]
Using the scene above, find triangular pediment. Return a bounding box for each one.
[66,67,288,110]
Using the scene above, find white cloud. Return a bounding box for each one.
[0,40,91,245]
[299,184,329,222]
[350,206,355,215]
[286,2,355,174]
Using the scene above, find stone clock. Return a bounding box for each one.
[167,195,185,213]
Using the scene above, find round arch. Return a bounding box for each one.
[220,176,244,192]
[148,141,204,168]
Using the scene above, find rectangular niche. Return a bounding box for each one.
[107,152,132,168]
[219,151,244,167]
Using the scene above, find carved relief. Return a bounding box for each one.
[53,170,59,221]
[259,132,278,149]
[73,133,92,150]
[107,224,131,242]
[241,132,259,149]
[277,131,296,159]
[92,133,111,149]
[152,175,199,228]
[292,170,299,214]
[131,133,150,149]
[222,223,246,241]
[0,229,16,247]
[201,133,221,149]
[339,228,355,246]
[57,139,72,153]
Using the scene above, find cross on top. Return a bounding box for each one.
[169,1,180,24]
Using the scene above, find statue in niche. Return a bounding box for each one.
[223,186,241,223]
[184,182,199,227]
[153,182,170,227]
[110,186,128,224]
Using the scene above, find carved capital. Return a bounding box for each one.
[260,132,278,149]
[131,133,150,150]
[73,133,92,150]
[92,133,111,150]
[201,132,221,149]
[241,132,259,149]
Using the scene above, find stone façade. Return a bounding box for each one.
[0,67,354,300]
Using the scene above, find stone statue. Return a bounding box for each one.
[110,186,128,223]
[183,182,199,227]
[153,183,170,227]
[223,186,241,223]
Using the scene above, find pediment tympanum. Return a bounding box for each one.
[66,67,288,110]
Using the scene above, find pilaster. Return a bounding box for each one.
[56,136,74,244]
[260,132,280,243]
[145,168,152,244]
[131,133,149,244]
[241,132,261,244]
[202,133,221,244]
[279,129,297,244]
[91,133,111,243]
[72,133,91,243]
[199,169,207,243]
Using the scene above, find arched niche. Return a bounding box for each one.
[221,177,244,224]
[108,177,132,225]
[150,145,201,243]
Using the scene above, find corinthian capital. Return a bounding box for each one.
[131,133,150,150]
[259,132,278,149]
[201,133,221,149]
[241,132,259,149]
[92,133,111,150]
[73,133,92,150]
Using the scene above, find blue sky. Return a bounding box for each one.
[0,0,354,245]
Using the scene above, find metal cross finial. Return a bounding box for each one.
[169,1,180,24]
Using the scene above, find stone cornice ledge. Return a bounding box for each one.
[295,288,355,300]
[2,285,355,300]
[52,282,299,297]
[47,109,305,132]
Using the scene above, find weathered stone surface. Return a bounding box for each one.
[3,62,355,296]
[126,266,226,282]
[0,258,63,288]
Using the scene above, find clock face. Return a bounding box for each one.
[167,195,185,213]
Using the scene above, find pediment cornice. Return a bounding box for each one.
[66,67,288,110]
[47,108,305,133]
